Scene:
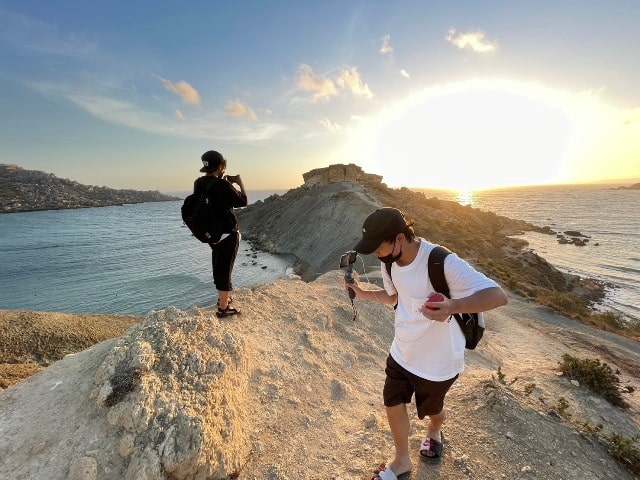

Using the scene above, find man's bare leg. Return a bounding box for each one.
[375,403,413,477]
[218,290,230,309]
[426,408,445,442]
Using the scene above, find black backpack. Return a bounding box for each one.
[385,245,484,350]
[181,179,219,243]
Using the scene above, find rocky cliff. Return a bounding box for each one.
[0,164,178,213]
[236,164,604,318]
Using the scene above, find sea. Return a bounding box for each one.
[0,185,638,324]
[416,184,639,325]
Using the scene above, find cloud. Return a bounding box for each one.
[336,67,373,99]
[400,69,410,79]
[296,64,339,103]
[159,77,201,105]
[445,28,497,53]
[175,109,185,121]
[224,99,257,120]
[380,34,393,55]
[319,118,340,132]
[297,64,372,102]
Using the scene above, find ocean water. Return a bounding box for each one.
[0,191,291,315]
[417,184,639,324]
[0,185,637,323]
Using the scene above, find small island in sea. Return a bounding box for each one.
[0,164,179,213]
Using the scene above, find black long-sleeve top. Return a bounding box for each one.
[193,175,248,238]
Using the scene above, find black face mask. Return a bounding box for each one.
[377,238,402,264]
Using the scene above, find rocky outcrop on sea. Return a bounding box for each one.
[0,164,179,213]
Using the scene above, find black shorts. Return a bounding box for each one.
[383,354,458,419]
[209,232,239,291]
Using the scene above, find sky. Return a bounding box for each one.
[1,1,639,192]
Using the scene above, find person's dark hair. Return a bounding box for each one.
[383,218,415,244]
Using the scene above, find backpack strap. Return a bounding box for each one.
[201,177,219,195]
[385,261,392,278]
[427,246,452,298]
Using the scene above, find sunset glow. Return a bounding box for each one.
[0,3,639,190]
[349,80,639,191]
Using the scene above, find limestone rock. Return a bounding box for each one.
[92,306,250,479]
[302,163,383,187]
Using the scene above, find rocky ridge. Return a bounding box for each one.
[236,164,607,321]
[613,183,640,190]
[0,164,178,213]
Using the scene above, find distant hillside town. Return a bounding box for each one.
[0,164,178,213]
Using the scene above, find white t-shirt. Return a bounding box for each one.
[382,238,499,381]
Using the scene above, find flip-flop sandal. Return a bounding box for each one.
[371,463,398,480]
[419,435,443,463]
[216,305,241,318]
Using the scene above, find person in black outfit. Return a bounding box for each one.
[194,150,248,317]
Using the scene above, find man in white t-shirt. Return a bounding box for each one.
[346,207,508,480]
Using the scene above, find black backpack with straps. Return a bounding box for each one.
[181,178,219,243]
[385,245,484,350]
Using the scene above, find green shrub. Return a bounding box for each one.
[603,433,640,476]
[559,354,629,408]
[557,396,571,418]
[589,311,624,330]
[537,291,590,317]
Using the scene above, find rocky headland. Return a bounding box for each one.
[613,182,640,190]
[1,164,638,479]
[0,164,179,213]
[237,164,619,334]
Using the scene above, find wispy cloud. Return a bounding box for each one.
[297,64,339,103]
[380,34,393,55]
[159,77,201,106]
[0,9,98,59]
[26,81,283,142]
[225,99,257,120]
[296,64,373,103]
[319,118,340,132]
[446,28,497,53]
[400,69,410,79]
[336,67,373,99]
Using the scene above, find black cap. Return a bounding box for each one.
[354,207,407,254]
[200,150,226,172]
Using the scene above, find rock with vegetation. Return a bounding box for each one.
[0,164,179,213]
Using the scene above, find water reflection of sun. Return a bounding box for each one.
[455,190,475,207]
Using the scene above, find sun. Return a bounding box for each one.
[355,80,577,190]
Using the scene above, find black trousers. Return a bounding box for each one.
[209,232,239,291]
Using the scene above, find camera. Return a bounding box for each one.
[339,251,357,299]
[225,174,240,183]
[339,251,357,269]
